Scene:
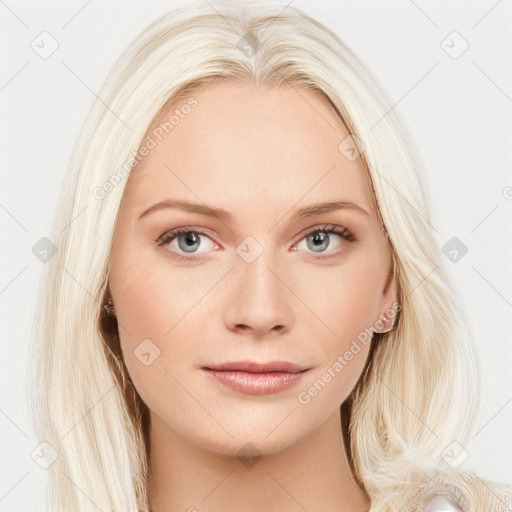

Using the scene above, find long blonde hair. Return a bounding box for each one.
[26,2,511,511]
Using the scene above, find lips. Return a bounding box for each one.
[200,360,311,395]
[201,360,309,374]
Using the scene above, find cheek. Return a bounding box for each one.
[309,253,386,341]
[298,254,384,392]
[110,242,205,341]
[109,248,201,414]
[109,243,223,389]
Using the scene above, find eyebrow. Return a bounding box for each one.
[138,199,371,225]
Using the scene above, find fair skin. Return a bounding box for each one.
[109,81,397,512]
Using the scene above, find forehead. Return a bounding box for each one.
[122,81,374,218]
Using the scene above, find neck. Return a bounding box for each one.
[147,411,370,512]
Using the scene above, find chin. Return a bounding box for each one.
[209,434,300,460]
[182,421,306,459]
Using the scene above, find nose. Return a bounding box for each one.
[223,252,294,338]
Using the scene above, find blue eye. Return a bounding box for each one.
[156,227,216,261]
[156,223,356,261]
[295,224,355,255]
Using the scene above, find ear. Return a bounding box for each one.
[376,266,399,331]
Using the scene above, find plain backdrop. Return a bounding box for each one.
[1,0,511,509]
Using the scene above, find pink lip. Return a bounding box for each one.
[201,360,310,395]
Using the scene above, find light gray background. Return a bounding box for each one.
[1,0,511,509]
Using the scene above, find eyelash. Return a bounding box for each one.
[155,223,356,262]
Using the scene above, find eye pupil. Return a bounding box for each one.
[178,232,201,253]
[308,232,330,252]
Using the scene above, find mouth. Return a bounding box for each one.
[200,360,311,395]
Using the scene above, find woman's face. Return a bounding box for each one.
[109,81,396,456]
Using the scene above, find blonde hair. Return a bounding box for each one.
[27,2,512,511]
